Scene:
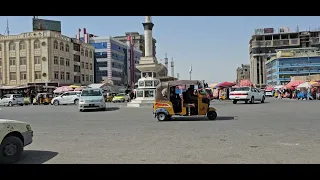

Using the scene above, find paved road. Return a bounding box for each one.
[2,98,320,164]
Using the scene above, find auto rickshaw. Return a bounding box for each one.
[33,93,53,105]
[153,80,218,121]
[106,92,117,102]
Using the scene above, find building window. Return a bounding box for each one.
[90,75,93,82]
[35,71,41,79]
[53,40,58,49]
[90,63,92,70]
[9,42,15,51]
[54,71,59,79]
[81,62,84,69]
[66,44,69,52]
[20,57,27,65]
[54,56,59,64]
[34,56,40,64]
[85,63,88,69]
[20,72,27,80]
[86,75,89,81]
[60,42,64,51]
[9,72,16,80]
[9,58,16,66]
[89,51,92,58]
[0,44,2,51]
[85,50,88,57]
[82,74,84,81]
[34,40,40,49]
[66,72,70,80]
[81,48,84,56]
[66,59,70,66]
[60,57,64,65]
[0,58,2,66]
[60,72,65,80]
[19,41,26,50]
[74,54,80,62]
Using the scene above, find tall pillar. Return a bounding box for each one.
[142,16,154,57]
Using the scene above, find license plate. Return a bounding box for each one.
[236,97,240,99]
[89,104,94,106]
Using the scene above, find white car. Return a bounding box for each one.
[0,119,33,164]
[51,91,81,106]
[112,93,131,103]
[0,94,24,106]
[78,88,106,112]
[229,86,265,104]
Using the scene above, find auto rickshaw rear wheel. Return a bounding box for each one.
[207,111,217,120]
[157,113,168,121]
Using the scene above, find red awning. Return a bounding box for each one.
[285,80,304,89]
[239,79,253,87]
[217,82,236,88]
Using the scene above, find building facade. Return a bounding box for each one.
[0,30,94,86]
[113,32,156,57]
[236,64,250,84]
[249,27,320,88]
[266,48,320,85]
[89,36,142,85]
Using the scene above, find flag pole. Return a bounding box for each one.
[189,65,192,80]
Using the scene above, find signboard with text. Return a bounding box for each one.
[279,27,290,33]
[264,28,274,34]
[33,18,61,32]
[254,28,264,35]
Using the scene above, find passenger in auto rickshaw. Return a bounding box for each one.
[169,87,181,113]
[183,85,198,115]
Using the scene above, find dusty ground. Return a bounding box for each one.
[1,98,320,164]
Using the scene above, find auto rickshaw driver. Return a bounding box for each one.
[170,87,181,113]
[184,85,198,114]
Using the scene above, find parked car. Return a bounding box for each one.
[0,94,24,106]
[78,88,106,112]
[229,86,265,104]
[51,91,81,106]
[112,93,131,103]
[0,119,33,164]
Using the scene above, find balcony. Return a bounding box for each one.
[252,39,300,48]
[279,69,320,74]
[278,78,291,81]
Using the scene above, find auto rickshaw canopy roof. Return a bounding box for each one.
[155,80,201,101]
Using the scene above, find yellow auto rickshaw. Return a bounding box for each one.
[153,80,218,121]
[106,92,117,102]
[33,93,53,105]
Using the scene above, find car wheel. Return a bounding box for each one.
[19,104,24,106]
[53,100,59,106]
[8,102,13,107]
[207,111,217,120]
[233,100,237,104]
[157,113,168,121]
[79,109,84,112]
[0,136,24,164]
[245,100,248,104]
[261,96,265,103]
[250,96,254,104]
[74,99,79,105]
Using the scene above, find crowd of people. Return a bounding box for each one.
[276,87,320,100]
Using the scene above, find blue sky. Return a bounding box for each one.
[0,16,319,83]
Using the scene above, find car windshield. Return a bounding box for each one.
[81,89,102,96]
[234,87,250,91]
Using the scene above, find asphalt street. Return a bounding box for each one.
[1,98,320,164]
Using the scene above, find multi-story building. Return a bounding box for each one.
[0,30,94,86]
[88,36,142,85]
[249,27,320,88]
[113,32,156,57]
[236,64,250,84]
[266,47,320,85]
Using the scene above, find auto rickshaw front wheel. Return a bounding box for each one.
[207,111,217,120]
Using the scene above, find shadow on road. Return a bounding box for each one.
[163,116,237,122]
[238,102,270,105]
[17,150,58,164]
[84,107,120,112]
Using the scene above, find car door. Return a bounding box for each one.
[59,93,69,104]
[67,92,77,104]
[0,95,8,105]
[254,88,262,100]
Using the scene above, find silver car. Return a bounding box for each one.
[78,88,106,112]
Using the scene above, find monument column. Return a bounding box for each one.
[143,16,154,57]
